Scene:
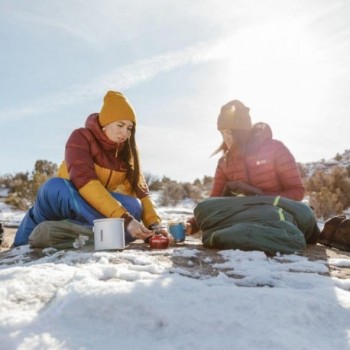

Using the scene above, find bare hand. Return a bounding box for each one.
[127,219,153,240]
[185,222,192,235]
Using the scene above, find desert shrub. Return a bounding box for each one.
[305,166,350,219]
[4,160,57,210]
[160,181,186,206]
[158,175,213,206]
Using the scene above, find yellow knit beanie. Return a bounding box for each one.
[99,91,136,127]
[217,100,252,131]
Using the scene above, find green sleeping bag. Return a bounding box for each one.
[194,196,320,255]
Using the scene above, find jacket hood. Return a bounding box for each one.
[85,113,126,153]
[248,122,273,151]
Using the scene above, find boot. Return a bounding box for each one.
[318,215,346,246]
[332,218,350,251]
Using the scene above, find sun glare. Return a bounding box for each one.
[221,17,326,124]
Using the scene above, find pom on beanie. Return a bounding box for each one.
[99,91,136,127]
[217,100,252,131]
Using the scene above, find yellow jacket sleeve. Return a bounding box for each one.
[79,179,127,218]
[141,196,161,228]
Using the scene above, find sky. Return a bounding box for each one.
[1,0,350,182]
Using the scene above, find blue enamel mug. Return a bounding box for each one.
[168,221,186,242]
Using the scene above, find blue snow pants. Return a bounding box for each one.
[13,177,142,246]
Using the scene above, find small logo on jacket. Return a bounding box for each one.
[256,159,267,165]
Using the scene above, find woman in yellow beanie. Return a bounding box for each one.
[14,91,170,247]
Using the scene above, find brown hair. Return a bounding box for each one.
[211,129,251,157]
[119,126,141,192]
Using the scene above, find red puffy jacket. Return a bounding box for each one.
[210,123,305,201]
[57,114,160,227]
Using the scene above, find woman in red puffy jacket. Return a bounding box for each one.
[187,99,305,235]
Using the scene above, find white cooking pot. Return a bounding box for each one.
[93,218,125,250]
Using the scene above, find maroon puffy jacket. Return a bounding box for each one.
[210,122,305,201]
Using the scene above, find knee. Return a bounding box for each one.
[41,177,66,191]
[38,177,69,198]
[128,198,142,216]
[124,197,142,220]
[112,193,142,220]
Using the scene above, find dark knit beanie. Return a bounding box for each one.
[99,91,136,127]
[217,100,252,130]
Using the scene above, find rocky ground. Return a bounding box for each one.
[1,227,350,279]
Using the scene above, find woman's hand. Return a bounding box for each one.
[127,219,153,240]
[150,224,175,244]
[185,222,192,235]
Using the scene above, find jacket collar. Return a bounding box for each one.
[85,113,126,154]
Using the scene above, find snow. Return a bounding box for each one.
[0,212,25,228]
[0,201,25,228]
[0,241,350,349]
[0,187,10,198]
[0,203,350,349]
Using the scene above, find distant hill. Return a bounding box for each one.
[302,149,350,177]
